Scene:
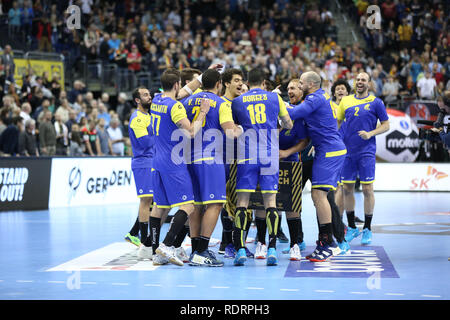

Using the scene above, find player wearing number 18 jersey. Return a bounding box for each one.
[231,68,293,266]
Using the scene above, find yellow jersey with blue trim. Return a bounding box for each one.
[337,94,389,155]
[128,110,154,169]
[183,91,233,162]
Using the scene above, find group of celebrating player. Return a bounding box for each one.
[123,63,390,267]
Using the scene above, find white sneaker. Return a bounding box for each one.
[255,242,267,259]
[175,247,189,263]
[137,244,153,260]
[152,253,169,265]
[289,244,301,261]
[155,243,184,266]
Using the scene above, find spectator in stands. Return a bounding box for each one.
[382,75,402,103]
[65,109,78,133]
[18,118,39,156]
[106,117,125,156]
[96,117,111,156]
[21,0,34,42]
[8,1,21,37]
[400,75,418,97]
[54,113,68,155]
[19,102,32,123]
[127,44,142,73]
[116,92,131,123]
[39,110,56,156]
[37,16,52,52]
[68,80,86,104]
[34,98,50,123]
[81,119,102,156]
[100,92,111,110]
[97,102,110,127]
[0,45,16,87]
[68,123,85,156]
[108,32,121,61]
[417,71,438,100]
[0,116,23,156]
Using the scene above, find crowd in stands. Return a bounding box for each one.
[0,0,449,157]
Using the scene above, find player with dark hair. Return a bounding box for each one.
[231,68,293,266]
[337,72,390,245]
[183,69,243,266]
[124,86,154,259]
[217,68,255,259]
[146,68,211,266]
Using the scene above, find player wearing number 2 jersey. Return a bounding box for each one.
[337,72,389,246]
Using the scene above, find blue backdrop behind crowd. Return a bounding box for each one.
[0,0,449,160]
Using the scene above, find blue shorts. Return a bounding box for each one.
[341,153,376,184]
[311,151,346,191]
[188,163,227,205]
[132,168,153,197]
[152,168,194,208]
[236,161,279,193]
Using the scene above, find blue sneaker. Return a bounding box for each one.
[299,241,306,251]
[344,227,361,243]
[282,241,306,254]
[308,241,341,262]
[361,228,372,245]
[189,250,224,267]
[233,248,247,266]
[337,240,350,255]
[266,247,278,266]
[224,243,236,259]
[244,247,254,258]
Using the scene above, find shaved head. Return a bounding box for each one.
[299,71,321,97]
[301,71,322,87]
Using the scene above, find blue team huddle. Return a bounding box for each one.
[124,65,389,267]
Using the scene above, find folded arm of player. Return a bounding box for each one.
[358,120,390,140]
[177,64,224,99]
[279,138,310,159]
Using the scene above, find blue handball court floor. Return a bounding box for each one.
[0,191,448,302]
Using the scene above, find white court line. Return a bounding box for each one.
[280,289,299,292]
[144,284,162,287]
[421,295,441,298]
[315,290,335,293]
[80,282,97,285]
[385,293,405,296]
[350,292,369,295]
[16,280,34,283]
[246,287,264,290]
[111,283,129,286]
[177,285,196,288]
[211,286,230,289]
[48,281,65,284]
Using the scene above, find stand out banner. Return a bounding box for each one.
[0,158,52,210]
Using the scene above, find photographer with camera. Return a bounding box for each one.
[430,93,450,149]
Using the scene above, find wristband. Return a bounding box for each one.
[183,85,193,95]
[237,125,244,133]
[196,74,203,84]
